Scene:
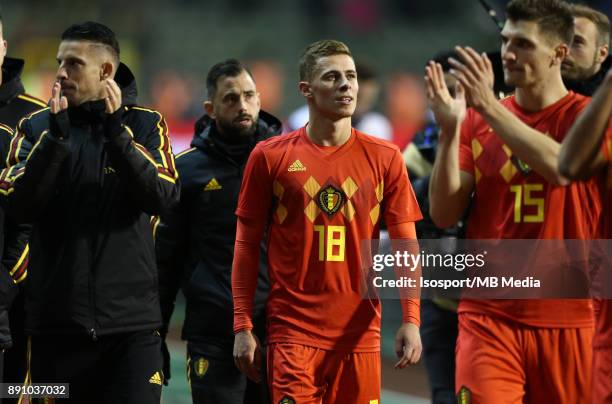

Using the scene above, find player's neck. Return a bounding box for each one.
[306,115,352,146]
[515,74,568,112]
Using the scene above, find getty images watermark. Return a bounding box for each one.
[360,239,612,300]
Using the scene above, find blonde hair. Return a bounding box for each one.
[299,40,352,81]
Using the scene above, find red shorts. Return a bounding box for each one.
[593,299,612,403]
[456,312,593,404]
[267,343,380,404]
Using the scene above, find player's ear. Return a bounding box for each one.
[204,101,215,119]
[597,43,609,64]
[100,61,114,81]
[299,81,312,99]
[552,43,569,67]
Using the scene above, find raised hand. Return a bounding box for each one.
[49,82,68,114]
[425,60,466,136]
[448,46,497,112]
[104,79,122,114]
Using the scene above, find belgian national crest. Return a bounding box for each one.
[194,357,209,378]
[510,155,532,176]
[317,185,345,216]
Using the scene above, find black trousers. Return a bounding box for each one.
[420,299,459,404]
[30,330,162,404]
[2,295,27,404]
[187,339,270,404]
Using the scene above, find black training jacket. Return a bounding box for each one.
[156,111,281,344]
[0,57,47,132]
[0,125,21,349]
[0,58,44,348]
[2,63,179,337]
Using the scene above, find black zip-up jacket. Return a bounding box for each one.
[0,58,43,348]
[0,57,47,132]
[2,63,179,337]
[156,111,281,344]
[0,124,22,348]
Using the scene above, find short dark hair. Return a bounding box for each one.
[61,22,120,63]
[571,4,611,47]
[299,40,352,81]
[506,0,574,45]
[206,59,253,99]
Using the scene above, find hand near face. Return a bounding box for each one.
[49,82,68,114]
[448,46,497,112]
[104,79,122,114]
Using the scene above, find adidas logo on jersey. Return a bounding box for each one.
[149,371,163,385]
[288,160,307,172]
[204,178,222,191]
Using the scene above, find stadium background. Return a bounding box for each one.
[3,0,610,402]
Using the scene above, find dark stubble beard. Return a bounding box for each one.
[216,113,259,141]
[564,51,600,81]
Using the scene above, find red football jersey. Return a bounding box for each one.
[458,92,602,327]
[236,127,422,351]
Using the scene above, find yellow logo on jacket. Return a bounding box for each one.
[204,178,222,191]
[149,371,163,385]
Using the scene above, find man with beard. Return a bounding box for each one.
[562,4,610,96]
[156,59,280,403]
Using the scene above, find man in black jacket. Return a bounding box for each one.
[562,3,610,96]
[0,123,20,389]
[2,21,178,403]
[156,59,280,403]
[0,13,47,400]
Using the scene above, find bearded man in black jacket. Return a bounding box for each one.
[156,59,280,404]
[562,3,610,96]
[2,21,178,403]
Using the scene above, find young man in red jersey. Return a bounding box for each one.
[559,70,612,403]
[232,40,423,403]
[427,0,603,402]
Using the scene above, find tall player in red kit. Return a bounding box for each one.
[232,40,423,403]
[559,69,612,403]
[427,0,603,402]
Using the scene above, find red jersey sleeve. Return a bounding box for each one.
[382,149,423,225]
[459,110,475,174]
[236,144,274,219]
[387,221,420,326]
[232,216,266,333]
